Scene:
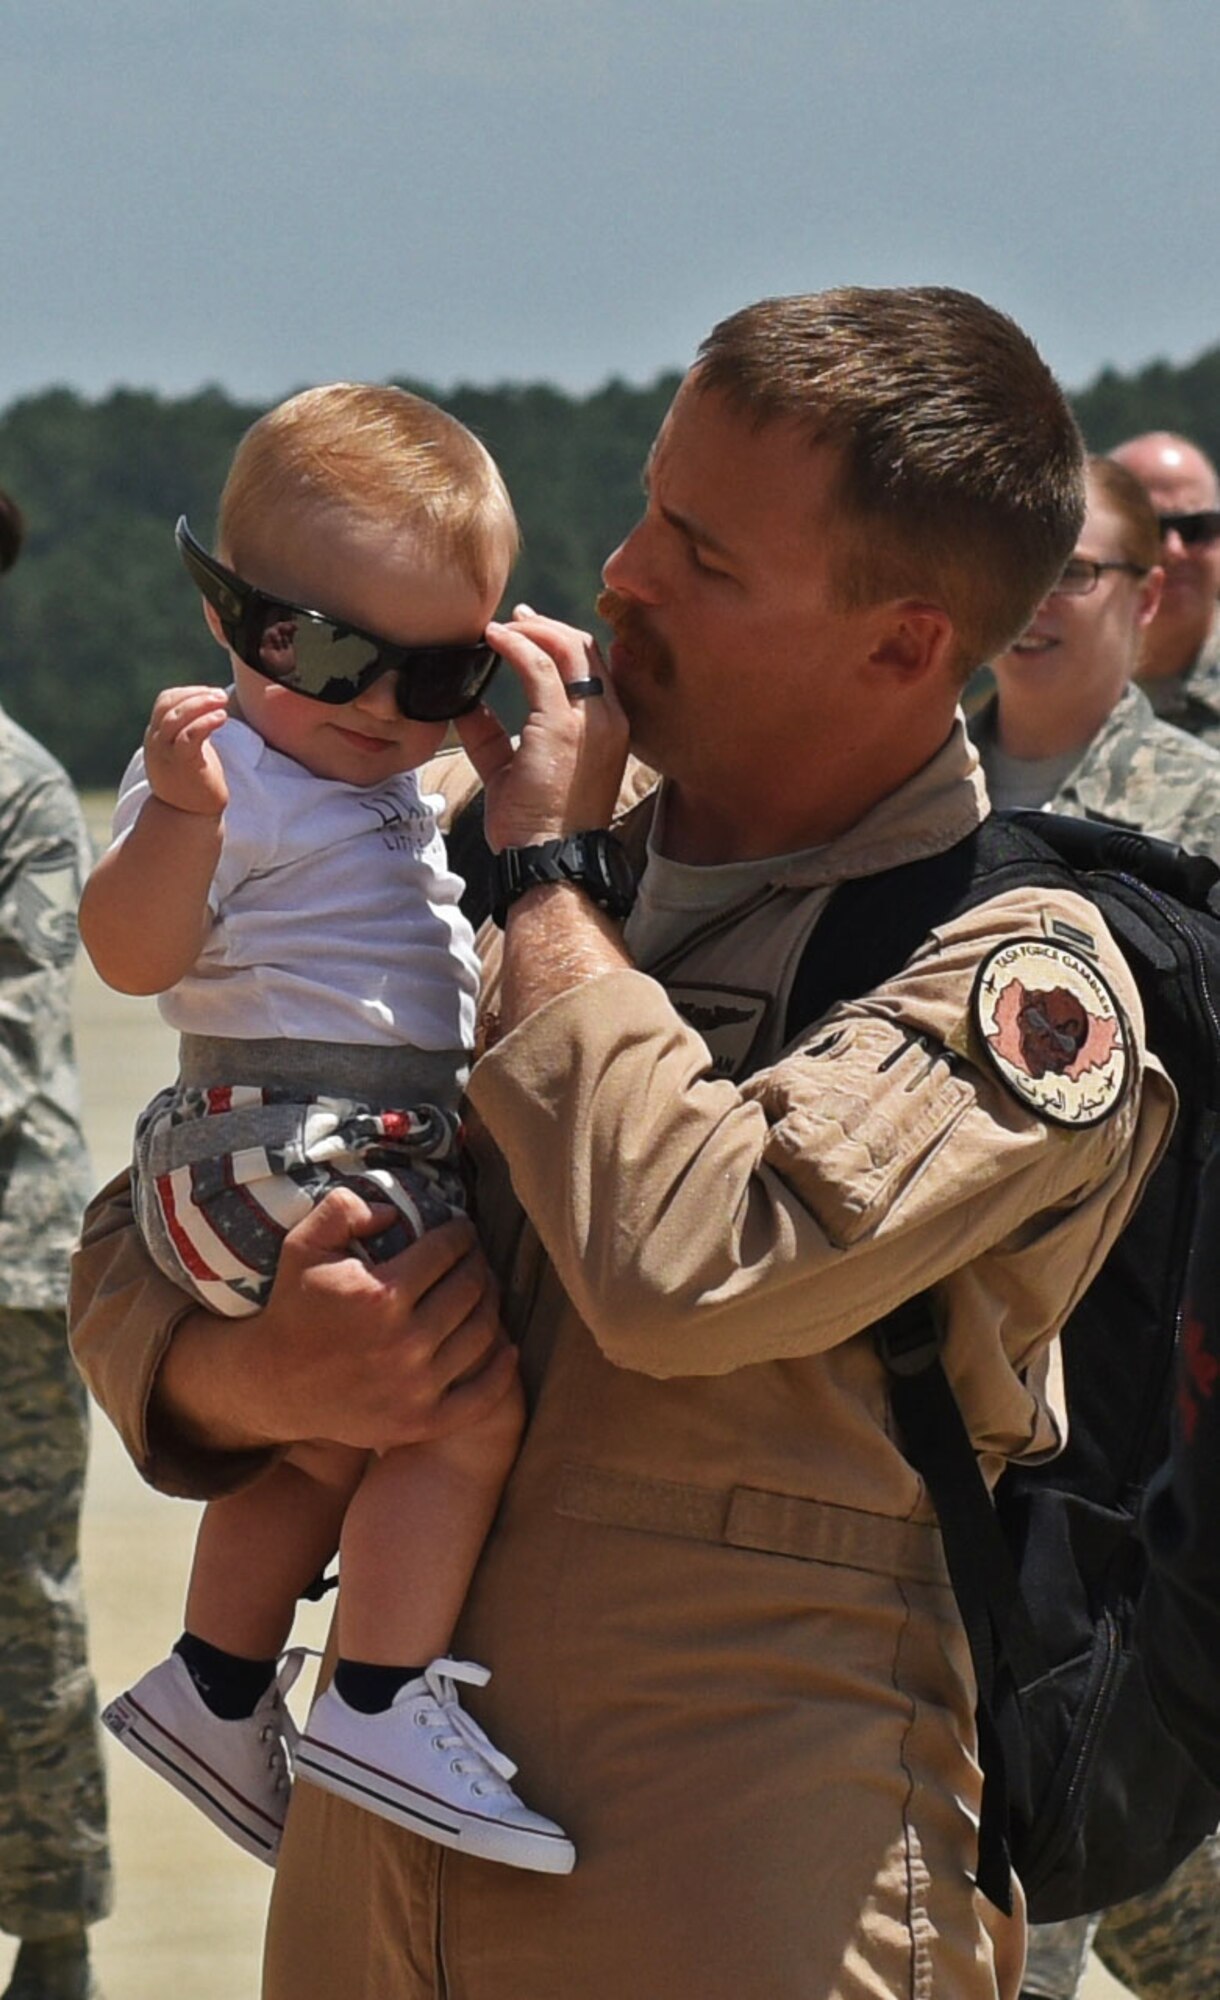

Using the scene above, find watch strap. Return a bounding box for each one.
[490,831,635,928]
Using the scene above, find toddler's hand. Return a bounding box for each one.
[144,686,231,817]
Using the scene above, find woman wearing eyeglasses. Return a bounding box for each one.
[969,454,1220,859]
[971,460,1220,2000]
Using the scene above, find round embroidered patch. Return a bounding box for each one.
[972,937,1130,1127]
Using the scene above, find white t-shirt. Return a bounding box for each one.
[111,716,480,1049]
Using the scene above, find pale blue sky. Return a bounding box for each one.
[5,0,1218,408]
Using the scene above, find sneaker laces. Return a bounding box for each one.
[418,1657,518,1794]
[264,1646,317,1775]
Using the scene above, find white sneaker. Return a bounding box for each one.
[101,1651,304,1865]
[295,1658,576,1875]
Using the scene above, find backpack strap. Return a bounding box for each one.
[446,788,493,931]
[877,1299,1046,1913]
[783,829,984,1042]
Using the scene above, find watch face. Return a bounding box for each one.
[565,832,635,916]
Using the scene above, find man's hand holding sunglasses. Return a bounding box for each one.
[455,608,634,1036]
[456,608,629,854]
[143,683,232,819]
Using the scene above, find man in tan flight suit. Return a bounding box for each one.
[69,288,1173,2000]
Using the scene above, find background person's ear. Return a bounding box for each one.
[1136,566,1165,630]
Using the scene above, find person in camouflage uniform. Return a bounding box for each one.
[1017,1841,1220,2000]
[1111,431,1220,751]
[0,493,110,2000]
[969,454,1220,2000]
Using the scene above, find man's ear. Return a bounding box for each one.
[867,600,957,685]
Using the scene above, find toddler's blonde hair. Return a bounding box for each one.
[218,383,518,596]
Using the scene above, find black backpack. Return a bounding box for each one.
[1137,1139,1220,1800]
[783,808,1220,1923]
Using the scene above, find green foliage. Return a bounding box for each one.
[0,342,1216,787]
[0,385,259,784]
[1072,348,1220,463]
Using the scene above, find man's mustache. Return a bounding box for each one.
[596,587,661,653]
[595,586,634,635]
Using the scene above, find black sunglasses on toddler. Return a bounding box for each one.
[176,517,501,722]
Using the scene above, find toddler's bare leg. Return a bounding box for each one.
[185,1444,367,1660]
[338,1373,525,1666]
[293,1374,574,1874]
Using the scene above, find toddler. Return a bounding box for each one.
[79,384,573,1877]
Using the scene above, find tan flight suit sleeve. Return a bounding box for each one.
[468,885,1174,1380]
[69,1171,276,1496]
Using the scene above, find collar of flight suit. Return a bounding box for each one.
[616,710,989,892]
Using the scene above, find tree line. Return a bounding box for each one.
[0,343,1217,788]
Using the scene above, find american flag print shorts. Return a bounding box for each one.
[133,1082,466,1319]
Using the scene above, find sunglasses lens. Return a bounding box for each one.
[1161,511,1220,547]
[393,648,500,721]
[242,608,382,703]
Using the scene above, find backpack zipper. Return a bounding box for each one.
[1024,1607,1123,1892]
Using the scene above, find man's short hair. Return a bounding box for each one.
[0,489,25,576]
[1088,456,1161,572]
[696,287,1085,677]
[219,383,519,596]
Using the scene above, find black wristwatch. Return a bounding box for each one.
[490,830,637,929]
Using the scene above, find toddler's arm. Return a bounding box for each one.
[79,685,229,995]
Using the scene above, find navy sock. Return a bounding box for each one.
[174,1632,277,1719]
[333,1659,426,1713]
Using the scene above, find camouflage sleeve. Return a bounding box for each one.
[1094,1829,1220,1997]
[0,769,88,1132]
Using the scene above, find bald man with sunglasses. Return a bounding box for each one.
[1110,431,1220,745]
